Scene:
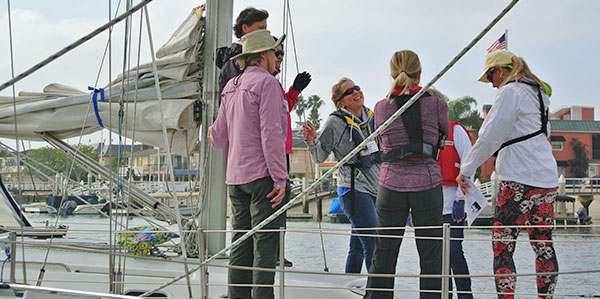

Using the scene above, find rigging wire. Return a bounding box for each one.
[6,0,23,202]
[283,0,329,271]
[33,0,125,289]
[142,6,194,297]
[0,0,154,94]
[0,141,166,229]
[2,1,177,287]
[115,0,134,286]
[141,1,522,294]
[5,0,28,284]
[286,2,300,75]
[5,0,28,285]
[120,2,147,284]
[107,0,115,292]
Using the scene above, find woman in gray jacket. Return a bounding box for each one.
[303,77,381,273]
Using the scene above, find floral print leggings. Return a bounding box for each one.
[493,181,558,299]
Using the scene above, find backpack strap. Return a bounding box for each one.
[382,92,442,162]
[493,80,548,157]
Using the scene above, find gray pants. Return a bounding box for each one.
[364,185,443,299]
[228,177,286,299]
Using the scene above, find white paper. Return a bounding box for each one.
[464,180,489,226]
[365,141,379,154]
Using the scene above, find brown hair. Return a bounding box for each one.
[237,53,263,70]
[388,50,421,102]
[233,7,269,39]
[331,77,353,108]
[500,56,552,95]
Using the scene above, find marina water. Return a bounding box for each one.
[26,214,600,298]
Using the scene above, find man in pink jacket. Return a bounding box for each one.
[209,29,287,299]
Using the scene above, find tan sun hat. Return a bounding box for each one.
[477,50,516,83]
[231,29,285,60]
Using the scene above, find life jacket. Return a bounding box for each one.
[438,121,470,186]
[329,108,383,169]
[330,107,382,216]
[493,79,549,157]
[381,91,444,162]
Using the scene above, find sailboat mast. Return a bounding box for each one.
[199,0,233,255]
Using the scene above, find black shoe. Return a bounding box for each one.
[276,258,293,267]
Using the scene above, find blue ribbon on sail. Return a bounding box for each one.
[88,86,105,128]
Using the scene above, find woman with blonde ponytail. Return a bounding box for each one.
[364,50,449,299]
[457,50,558,298]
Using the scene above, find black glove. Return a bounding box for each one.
[292,71,312,92]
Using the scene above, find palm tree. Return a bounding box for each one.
[294,95,308,123]
[448,96,483,130]
[307,95,324,130]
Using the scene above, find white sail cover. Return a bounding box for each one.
[0,7,205,155]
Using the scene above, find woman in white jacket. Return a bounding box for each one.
[456,50,558,299]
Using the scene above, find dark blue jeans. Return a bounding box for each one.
[442,214,473,299]
[339,190,377,273]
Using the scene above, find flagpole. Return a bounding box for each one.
[505,29,508,50]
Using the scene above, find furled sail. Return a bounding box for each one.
[0,6,205,156]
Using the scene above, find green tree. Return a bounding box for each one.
[70,145,99,182]
[307,95,324,130]
[26,147,67,177]
[569,138,589,178]
[294,95,308,122]
[448,96,483,130]
[26,145,99,182]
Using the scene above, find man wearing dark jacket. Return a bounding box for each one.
[215,7,268,92]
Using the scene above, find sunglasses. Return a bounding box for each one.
[337,85,361,102]
[486,67,497,82]
[275,50,285,57]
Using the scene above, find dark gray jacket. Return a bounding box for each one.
[215,43,242,92]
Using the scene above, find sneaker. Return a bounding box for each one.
[276,258,293,267]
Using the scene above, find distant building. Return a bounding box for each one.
[549,106,600,177]
[290,130,315,179]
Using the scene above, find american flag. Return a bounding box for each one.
[487,33,507,53]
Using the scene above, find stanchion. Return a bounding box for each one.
[279,229,285,299]
[441,224,451,298]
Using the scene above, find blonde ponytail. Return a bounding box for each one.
[388,50,422,102]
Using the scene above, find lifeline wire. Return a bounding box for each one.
[0,0,154,93]
[141,0,521,295]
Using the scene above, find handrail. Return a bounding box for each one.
[5,283,141,299]
[6,222,600,298]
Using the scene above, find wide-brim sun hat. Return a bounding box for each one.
[231,29,285,60]
[477,49,516,83]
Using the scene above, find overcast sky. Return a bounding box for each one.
[1,0,599,149]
